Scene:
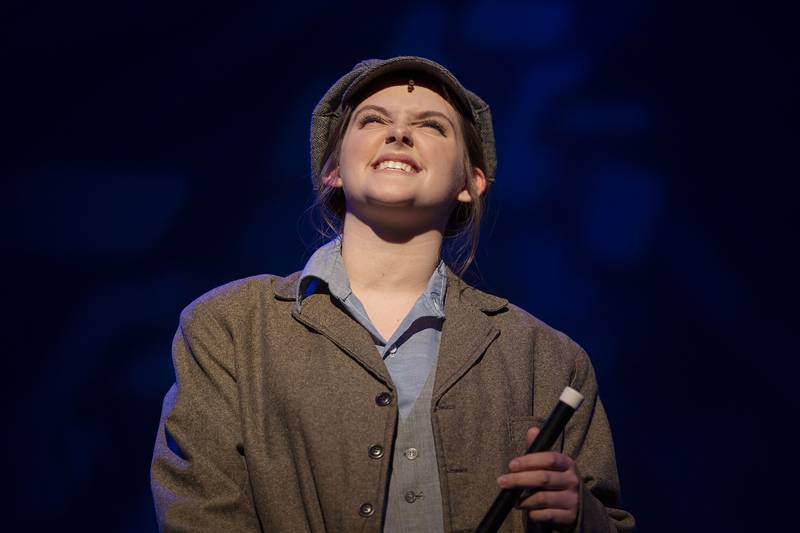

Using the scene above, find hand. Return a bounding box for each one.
[496,426,580,530]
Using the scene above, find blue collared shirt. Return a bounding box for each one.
[298,238,446,419]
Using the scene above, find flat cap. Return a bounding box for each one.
[310,56,497,185]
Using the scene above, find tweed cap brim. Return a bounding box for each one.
[310,56,496,186]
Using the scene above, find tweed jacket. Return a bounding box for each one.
[150,270,635,532]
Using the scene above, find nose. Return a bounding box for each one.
[385,124,413,148]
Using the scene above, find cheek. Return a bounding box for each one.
[340,131,380,171]
[443,145,468,189]
[338,133,355,168]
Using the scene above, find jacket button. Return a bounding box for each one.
[358,502,375,517]
[375,392,393,406]
[368,444,384,459]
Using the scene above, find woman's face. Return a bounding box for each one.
[330,82,483,232]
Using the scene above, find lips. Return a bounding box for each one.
[371,153,422,173]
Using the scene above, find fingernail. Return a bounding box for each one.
[509,459,519,470]
[497,476,507,487]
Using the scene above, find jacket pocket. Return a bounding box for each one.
[506,416,537,458]
[506,415,564,457]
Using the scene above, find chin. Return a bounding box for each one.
[358,200,446,231]
[361,185,418,207]
[364,195,416,208]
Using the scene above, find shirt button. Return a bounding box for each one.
[359,502,375,517]
[368,444,384,459]
[403,447,418,460]
[388,345,398,355]
[375,392,393,406]
[404,490,419,504]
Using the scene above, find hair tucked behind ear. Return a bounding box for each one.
[310,87,489,278]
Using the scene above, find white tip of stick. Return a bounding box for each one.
[560,387,584,409]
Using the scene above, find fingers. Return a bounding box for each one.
[525,426,540,446]
[518,487,579,511]
[497,451,578,492]
[497,468,576,491]
[514,471,579,528]
[528,508,577,526]
[503,432,580,528]
[508,451,574,473]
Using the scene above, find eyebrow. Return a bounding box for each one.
[354,105,456,130]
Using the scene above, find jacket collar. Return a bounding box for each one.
[294,238,448,319]
[273,267,509,399]
[273,271,301,301]
[273,268,508,313]
[433,271,507,401]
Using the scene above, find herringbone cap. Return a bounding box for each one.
[310,56,496,187]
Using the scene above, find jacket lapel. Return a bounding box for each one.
[273,270,507,395]
[279,277,394,388]
[432,272,507,403]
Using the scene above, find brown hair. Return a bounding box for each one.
[311,82,488,277]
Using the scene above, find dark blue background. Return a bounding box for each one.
[5,1,798,531]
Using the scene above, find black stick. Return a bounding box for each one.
[475,387,584,533]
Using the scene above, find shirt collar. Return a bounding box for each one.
[297,238,447,316]
[297,238,352,303]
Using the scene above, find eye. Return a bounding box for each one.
[420,120,447,135]
[358,113,387,127]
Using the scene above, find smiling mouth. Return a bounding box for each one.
[373,160,419,173]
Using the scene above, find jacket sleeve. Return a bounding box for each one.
[563,346,635,533]
[150,302,261,532]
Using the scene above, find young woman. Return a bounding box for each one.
[151,56,635,532]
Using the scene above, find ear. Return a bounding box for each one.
[322,168,344,188]
[456,166,487,203]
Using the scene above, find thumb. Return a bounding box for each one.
[526,426,541,447]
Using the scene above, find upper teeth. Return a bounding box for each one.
[377,160,415,173]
